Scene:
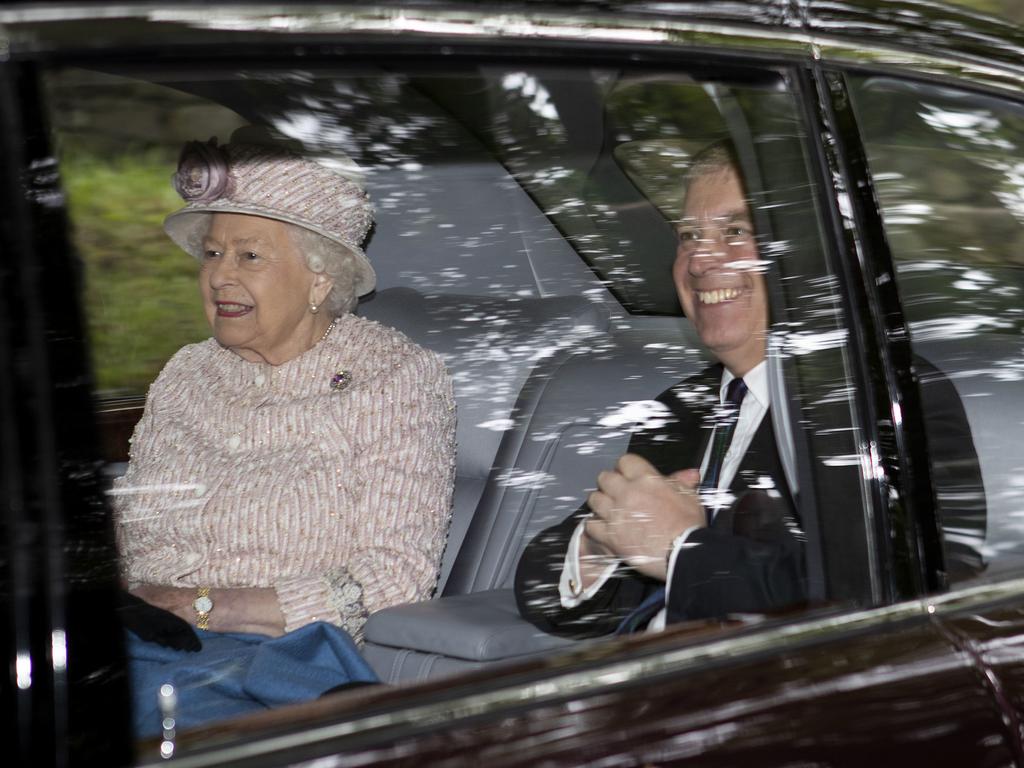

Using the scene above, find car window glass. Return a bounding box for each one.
[46,70,245,398]
[43,61,871,743]
[848,76,1024,584]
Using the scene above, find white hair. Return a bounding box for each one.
[287,225,359,316]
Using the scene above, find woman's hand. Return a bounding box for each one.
[129,584,286,637]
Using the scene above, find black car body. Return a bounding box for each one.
[2,1,1024,766]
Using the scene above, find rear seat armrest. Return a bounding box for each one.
[362,589,573,663]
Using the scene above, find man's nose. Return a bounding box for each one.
[688,233,729,272]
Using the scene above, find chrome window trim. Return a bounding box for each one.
[811,39,1024,98]
[1,4,1023,94]
[0,4,811,56]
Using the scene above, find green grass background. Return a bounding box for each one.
[63,149,210,396]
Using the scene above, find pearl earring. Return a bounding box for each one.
[310,302,320,314]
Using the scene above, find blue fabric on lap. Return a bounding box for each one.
[128,621,378,738]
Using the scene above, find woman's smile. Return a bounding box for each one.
[214,301,253,317]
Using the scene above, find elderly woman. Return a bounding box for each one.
[113,131,455,734]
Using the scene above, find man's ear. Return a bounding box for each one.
[310,273,334,308]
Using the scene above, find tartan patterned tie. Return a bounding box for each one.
[700,377,749,492]
[614,376,748,635]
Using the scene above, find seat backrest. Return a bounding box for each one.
[443,319,707,595]
[357,287,611,590]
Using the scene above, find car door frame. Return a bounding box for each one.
[0,56,133,768]
[4,2,1024,766]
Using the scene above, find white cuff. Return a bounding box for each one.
[662,526,702,608]
[558,519,619,608]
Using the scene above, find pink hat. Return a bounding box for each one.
[164,135,376,296]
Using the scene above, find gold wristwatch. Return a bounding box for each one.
[193,587,213,630]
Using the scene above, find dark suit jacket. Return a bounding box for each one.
[514,358,986,639]
[514,364,807,639]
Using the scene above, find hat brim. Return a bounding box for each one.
[164,201,376,297]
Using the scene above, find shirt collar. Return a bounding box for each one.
[720,360,768,409]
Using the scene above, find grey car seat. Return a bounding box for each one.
[359,288,705,682]
[357,286,613,591]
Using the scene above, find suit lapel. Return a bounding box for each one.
[662,364,721,469]
[641,363,795,524]
[711,412,796,534]
[734,413,795,509]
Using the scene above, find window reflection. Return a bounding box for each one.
[47,62,867,737]
[851,76,1024,582]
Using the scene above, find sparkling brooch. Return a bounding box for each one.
[330,370,353,391]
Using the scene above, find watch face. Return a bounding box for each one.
[194,595,213,613]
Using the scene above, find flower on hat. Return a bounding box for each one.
[172,138,233,203]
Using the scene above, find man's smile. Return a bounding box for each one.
[695,287,742,305]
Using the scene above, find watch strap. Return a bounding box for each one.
[193,586,213,630]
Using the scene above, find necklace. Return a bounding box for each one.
[317,317,337,345]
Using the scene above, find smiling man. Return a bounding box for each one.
[515,141,807,638]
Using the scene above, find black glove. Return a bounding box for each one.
[118,590,202,652]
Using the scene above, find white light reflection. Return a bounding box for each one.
[867,441,885,481]
[908,314,1013,341]
[891,401,903,428]
[16,652,31,689]
[896,260,951,274]
[300,759,346,768]
[51,629,67,672]
[501,72,559,121]
[986,159,1024,223]
[598,400,673,431]
[781,328,849,356]
[918,103,1014,151]
[723,258,771,272]
[759,239,792,261]
[145,10,674,45]
[267,114,368,183]
[822,454,863,467]
[836,191,854,220]
[495,469,554,490]
[952,268,996,291]
[476,418,515,432]
[882,201,934,226]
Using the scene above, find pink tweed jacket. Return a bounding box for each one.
[112,312,456,641]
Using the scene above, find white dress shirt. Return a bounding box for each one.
[558,361,769,630]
